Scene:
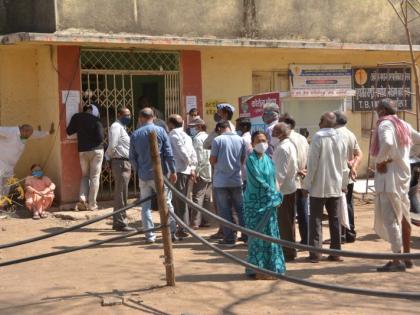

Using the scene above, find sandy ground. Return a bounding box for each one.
[1,197,420,315]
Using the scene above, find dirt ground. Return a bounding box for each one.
[1,197,420,315]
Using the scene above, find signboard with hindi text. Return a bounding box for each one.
[289,64,354,97]
[239,92,281,132]
[352,67,412,112]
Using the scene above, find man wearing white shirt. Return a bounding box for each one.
[303,112,348,263]
[106,107,134,232]
[0,124,52,206]
[334,111,363,243]
[279,113,310,244]
[188,117,212,229]
[236,118,253,191]
[272,122,298,261]
[168,114,197,237]
[371,99,420,272]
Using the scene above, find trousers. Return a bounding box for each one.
[139,178,176,241]
[309,196,341,258]
[172,173,190,231]
[190,177,212,227]
[111,159,131,229]
[79,149,104,208]
[277,192,297,259]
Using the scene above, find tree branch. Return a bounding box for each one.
[388,0,406,25]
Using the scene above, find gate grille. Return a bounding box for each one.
[80,49,181,199]
[81,50,179,71]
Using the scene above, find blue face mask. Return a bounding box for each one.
[32,170,44,178]
[236,130,243,136]
[120,117,131,126]
[190,127,198,137]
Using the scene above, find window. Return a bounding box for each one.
[252,70,289,94]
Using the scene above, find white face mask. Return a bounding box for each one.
[270,137,280,147]
[254,142,268,154]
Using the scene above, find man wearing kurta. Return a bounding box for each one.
[0,124,51,206]
[371,99,420,272]
[272,122,298,261]
[303,112,348,263]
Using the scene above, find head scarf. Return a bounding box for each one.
[370,115,412,156]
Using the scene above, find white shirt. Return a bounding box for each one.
[0,127,48,173]
[273,138,298,195]
[336,126,361,184]
[303,128,348,198]
[289,130,309,189]
[374,119,420,195]
[169,127,197,175]
[241,131,253,181]
[106,120,130,159]
[192,131,212,182]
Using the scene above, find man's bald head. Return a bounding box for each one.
[376,98,398,117]
[272,122,291,139]
[167,114,184,130]
[138,107,155,125]
[19,124,34,139]
[319,112,336,129]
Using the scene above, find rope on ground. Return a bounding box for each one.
[0,225,161,268]
[164,178,420,260]
[0,194,156,250]
[170,211,420,300]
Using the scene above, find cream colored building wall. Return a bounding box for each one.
[200,47,418,177]
[0,45,61,196]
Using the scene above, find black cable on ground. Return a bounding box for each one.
[170,211,420,300]
[0,226,161,268]
[164,178,420,260]
[0,195,156,250]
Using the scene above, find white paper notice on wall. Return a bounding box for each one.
[186,95,197,113]
[62,90,80,139]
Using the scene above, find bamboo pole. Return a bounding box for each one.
[149,131,175,286]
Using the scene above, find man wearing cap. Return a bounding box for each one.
[203,103,236,150]
[189,117,213,229]
[262,103,280,158]
[0,124,53,206]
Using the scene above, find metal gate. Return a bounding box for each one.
[80,49,181,199]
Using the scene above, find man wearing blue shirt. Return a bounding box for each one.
[129,108,177,243]
[210,121,247,246]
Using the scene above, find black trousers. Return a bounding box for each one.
[309,196,341,258]
[277,193,297,259]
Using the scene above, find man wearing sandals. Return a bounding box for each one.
[371,99,420,272]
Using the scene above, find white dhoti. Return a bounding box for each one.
[374,192,410,253]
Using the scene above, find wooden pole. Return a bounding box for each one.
[149,131,175,286]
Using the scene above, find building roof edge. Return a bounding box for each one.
[1,31,419,52]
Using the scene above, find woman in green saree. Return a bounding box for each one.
[244,131,285,279]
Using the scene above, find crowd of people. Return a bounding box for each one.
[1,97,420,277]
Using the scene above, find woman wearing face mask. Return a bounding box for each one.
[25,164,56,219]
[243,131,285,279]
